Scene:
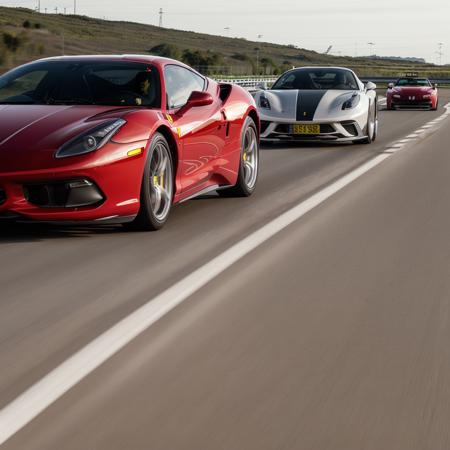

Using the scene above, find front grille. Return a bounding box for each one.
[23,179,104,208]
[0,188,6,205]
[341,122,358,137]
[394,101,431,108]
[260,121,271,134]
[275,124,291,133]
[320,124,335,134]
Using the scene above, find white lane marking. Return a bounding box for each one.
[1,104,450,446]
[382,103,450,155]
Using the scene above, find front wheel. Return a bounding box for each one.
[127,133,174,231]
[218,116,259,197]
[360,101,378,144]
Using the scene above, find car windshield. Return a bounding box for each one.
[395,78,431,87]
[0,60,161,107]
[272,68,359,90]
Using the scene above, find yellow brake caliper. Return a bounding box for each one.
[153,175,164,187]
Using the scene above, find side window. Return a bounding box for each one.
[164,65,205,109]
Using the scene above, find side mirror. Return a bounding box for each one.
[365,81,377,91]
[433,83,438,89]
[177,91,214,116]
[186,91,214,107]
[256,82,268,90]
[388,82,394,89]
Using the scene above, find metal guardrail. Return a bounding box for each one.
[214,76,277,88]
[215,76,450,89]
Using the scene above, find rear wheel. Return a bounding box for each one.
[127,133,174,231]
[218,116,259,197]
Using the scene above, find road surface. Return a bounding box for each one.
[1,94,450,449]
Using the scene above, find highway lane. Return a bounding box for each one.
[1,94,450,448]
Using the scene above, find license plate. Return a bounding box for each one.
[292,124,320,135]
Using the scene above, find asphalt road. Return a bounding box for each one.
[1,93,450,449]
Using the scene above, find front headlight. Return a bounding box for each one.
[342,94,360,110]
[259,96,271,109]
[55,119,126,159]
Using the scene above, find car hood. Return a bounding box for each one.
[0,104,137,172]
[255,89,363,121]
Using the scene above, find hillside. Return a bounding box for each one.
[1,6,449,79]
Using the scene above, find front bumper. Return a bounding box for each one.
[0,142,147,223]
[260,120,366,142]
[390,97,434,110]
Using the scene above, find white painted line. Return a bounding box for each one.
[1,103,450,446]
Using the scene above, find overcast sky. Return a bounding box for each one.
[2,0,449,64]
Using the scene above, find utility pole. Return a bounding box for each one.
[437,42,444,65]
[74,0,77,14]
[36,0,40,12]
[367,42,375,57]
[54,6,58,14]
[64,7,67,14]
[44,7,47,13]
[224,26,230,37]
[159,8,163,27]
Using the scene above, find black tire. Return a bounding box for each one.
[218,116,259,197]
[125,133,174,231]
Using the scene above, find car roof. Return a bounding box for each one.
[289,66,355,71]
[33,54,187,68]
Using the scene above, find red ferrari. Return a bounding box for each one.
[0,55,260,230]
[386,76,438,110]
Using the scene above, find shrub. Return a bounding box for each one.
[22,20,31,28]
[148,43,181,60]
[3,33,22,52]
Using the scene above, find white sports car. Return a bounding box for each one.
[255,67,378,144]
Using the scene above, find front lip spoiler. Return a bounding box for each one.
[0,213,136,226]
[261,135,363,143]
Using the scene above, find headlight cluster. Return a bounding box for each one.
[259,96,271,109]
[342,94,360,110]
[56,119,126,158]
[423,94,432,100]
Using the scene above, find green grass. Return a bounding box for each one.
[1,6,449,79]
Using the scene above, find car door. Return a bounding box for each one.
[164,64,226,194]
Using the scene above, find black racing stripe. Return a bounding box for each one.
[296,90,327,121]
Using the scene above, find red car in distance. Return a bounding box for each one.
[386,76,438,110]
[0,55,260,230]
